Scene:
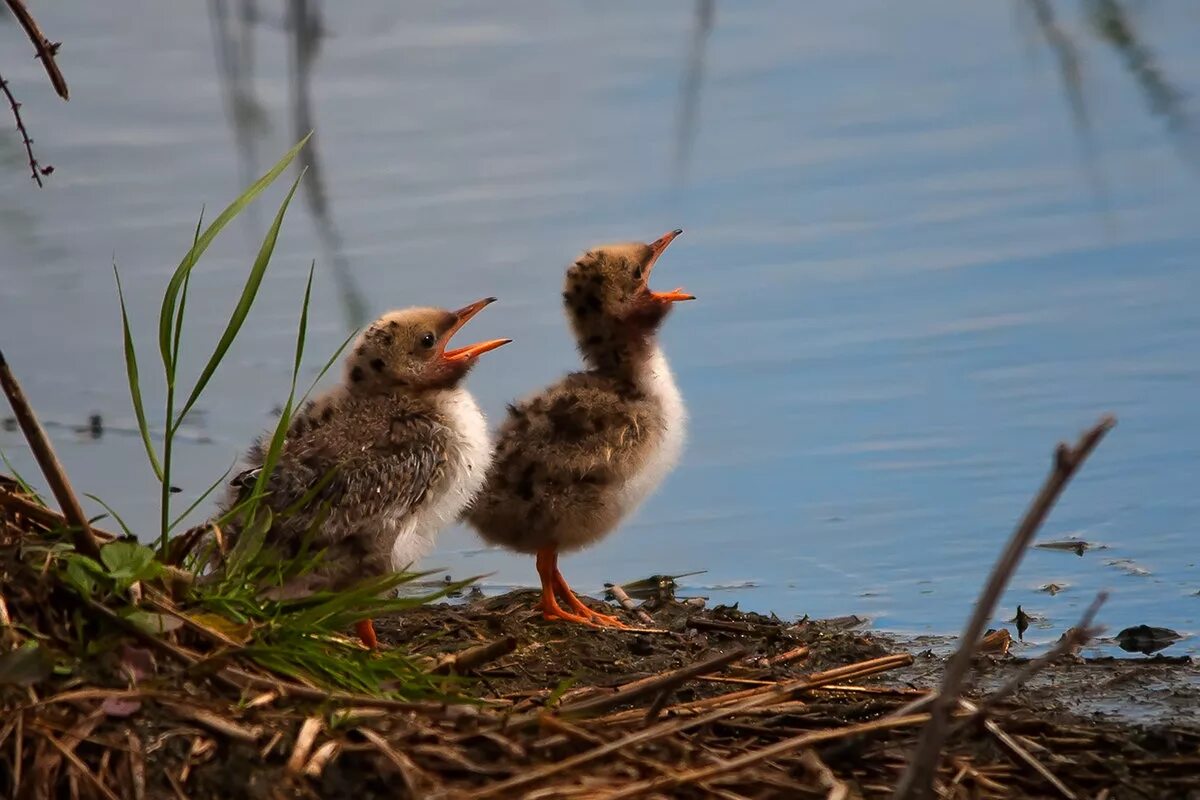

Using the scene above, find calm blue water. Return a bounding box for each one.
[1,1,1197,654]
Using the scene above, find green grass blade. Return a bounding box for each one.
[114,266,163,480]
[294,262,315,385]
[0,447,45,504]
[169,457,237,531]
[297,328,358,409]
[158,134,311,382]
[176,169,306,426]
[83,494,135,539]
[160,211,205,381]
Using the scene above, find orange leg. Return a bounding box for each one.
[536,548,628,628]
[536,548,596,626]
[355,619,379,650]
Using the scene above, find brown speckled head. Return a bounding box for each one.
[344,298,510,392]
[563,230,693,372]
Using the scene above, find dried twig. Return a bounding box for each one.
[358,726,423,796]
[0,351,101,559]
[467,653,913,799]
[607,583,653,625]
[963,699,1076,800]
[556,646,748,720]
[36,728,120,800]
[893,415,1115,800]
[159,702,263,743]
[285,716,322,774]
[433,637,517,675]
[3,0,69,99]
[800,749,850,800]
[955,592,1107,729]
[600,713,932,800]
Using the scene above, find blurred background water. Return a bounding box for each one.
[1,0,1197,654]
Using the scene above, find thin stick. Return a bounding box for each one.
[3,0,69,99]
[599,713,932,800]
[0,487,116,540]
[963,699,1076,800]
[556,646,748,719]
[433,637,517,675]
[0,73,49,186]
[892,415,1114,800]
[0,350,101,559]
[37,729,121,800]
[799,749,849,800]
[955,592,1107,729]
[466,653,912,799]
[608,583,653,625]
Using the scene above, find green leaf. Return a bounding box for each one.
[0,644,53,686]
[62,554,105,598]
[100,541,161,586]
[158,134,310,381]
[175,169,306,425]
[124,610,184,635]
[114,266,163,480]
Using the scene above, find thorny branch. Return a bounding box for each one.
[0,70,49,186]
[2,0,69,186]
[893,415,1116,800]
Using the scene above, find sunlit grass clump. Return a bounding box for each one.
[2,136,471,698]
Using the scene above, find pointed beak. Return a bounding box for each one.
[442,297,512,362]
[644,229,694,303]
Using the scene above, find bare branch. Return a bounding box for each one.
[892,415,1115,800]
[0,349,101,559]
[4,0,69,99]
[0,72,50,186]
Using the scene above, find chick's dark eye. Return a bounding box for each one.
[420,332,436,349]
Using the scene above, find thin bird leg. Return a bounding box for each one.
[355,619,379,649]
[547,557,629,629]
[535,548,597,626]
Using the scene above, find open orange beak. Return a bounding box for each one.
[644,229,695,303]
[442,297,512,362]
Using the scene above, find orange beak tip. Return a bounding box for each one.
[443,338,512,362]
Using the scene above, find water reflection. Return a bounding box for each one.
[209,0,271,235]
[285,0,368,330]
[208,0,367,331]
[1086,0,1198,167]
[672,0,714,188]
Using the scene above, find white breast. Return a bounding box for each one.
[615,346,687,516]
[389,389,492,569]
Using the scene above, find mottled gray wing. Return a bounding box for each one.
[231,412,448,539]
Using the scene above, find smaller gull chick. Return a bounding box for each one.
[222,298,510,647]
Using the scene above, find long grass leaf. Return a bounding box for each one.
[158,135,311,382]
[0,447,45,504]
[176,170,306,426]
[84,494,135,539]
[297,329,358,409]
[169,457,237,531]
[114,266,163,480]
[294,261,315,384]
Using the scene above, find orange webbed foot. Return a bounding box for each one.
[554,570,630,629]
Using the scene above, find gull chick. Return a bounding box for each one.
[468,230,693,627]
[222,298,510,647]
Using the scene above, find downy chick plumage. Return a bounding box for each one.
[220,298,509,645]
[467,231,692,626]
